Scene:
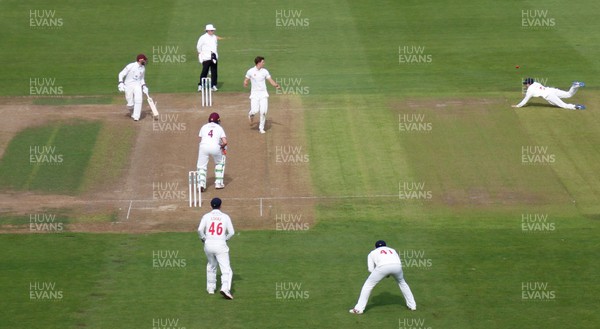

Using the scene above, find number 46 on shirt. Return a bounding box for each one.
[209,222,223,235]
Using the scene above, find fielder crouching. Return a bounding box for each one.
[118,54,149,121]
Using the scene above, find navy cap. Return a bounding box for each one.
[375,240,386,248]
[523,78,534,85]
[210,197,222,209]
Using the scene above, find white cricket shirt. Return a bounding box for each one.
[198,209,235,242]
[516,82,549,107]
[245,66,271,99]
[118,62,146,86]
[199,122,226,147]
[367,247,402,272]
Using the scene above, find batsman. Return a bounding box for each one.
[196,112,227,191]
[118,54,149,121]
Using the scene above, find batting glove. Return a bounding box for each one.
[142,85,149,94]
[118,82,125,92]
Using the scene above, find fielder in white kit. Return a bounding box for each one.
[512,78,586,110]
[198,197,235,299]
[196,112,227,191]
[118,54,149,121]
[244,56,280,134]
[349,240,416,314]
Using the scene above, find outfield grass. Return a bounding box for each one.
[2,1,599,96]
[1,0,599,328]
[1,215,597,329]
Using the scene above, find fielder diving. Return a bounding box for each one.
[512,78,586,110]
[118,54,150,121]
[196,112,227,191]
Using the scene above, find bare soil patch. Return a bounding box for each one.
[0,93,314,233]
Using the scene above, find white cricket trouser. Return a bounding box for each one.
[249,96,269,132]
[196,144,225,187]
[204,240,233,292]
[544,85,580,110]
[125,84,143,120]
[353,264,416,312]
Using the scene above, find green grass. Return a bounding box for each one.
[0,120,102,194]
[0,215,597,328]
[79,122,136,193]
[2,0,597,96]
[1,0,600,328]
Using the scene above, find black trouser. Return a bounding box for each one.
[199,60,218,87]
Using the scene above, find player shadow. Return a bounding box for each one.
[365,291,406,312]
[200,176,233,190]
[248,119,285,133]
[521,103,570,109]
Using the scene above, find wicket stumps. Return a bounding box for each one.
[188,171,202,207]
[201,77,212,107]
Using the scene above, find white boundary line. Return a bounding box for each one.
[0,194,401,206]
[126,200,133,220]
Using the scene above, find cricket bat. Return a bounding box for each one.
[144,91,159,119]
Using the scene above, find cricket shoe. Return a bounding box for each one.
[220,290,233,300]
[215,183,225,189]
[259,129,266,134]
[197,84,202,92]
[408,307,417,311]
[207,289,215,295]
[572,81,585,88]
[212,86,218,92]
[348,309,363,315]
[575,104,586,110]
